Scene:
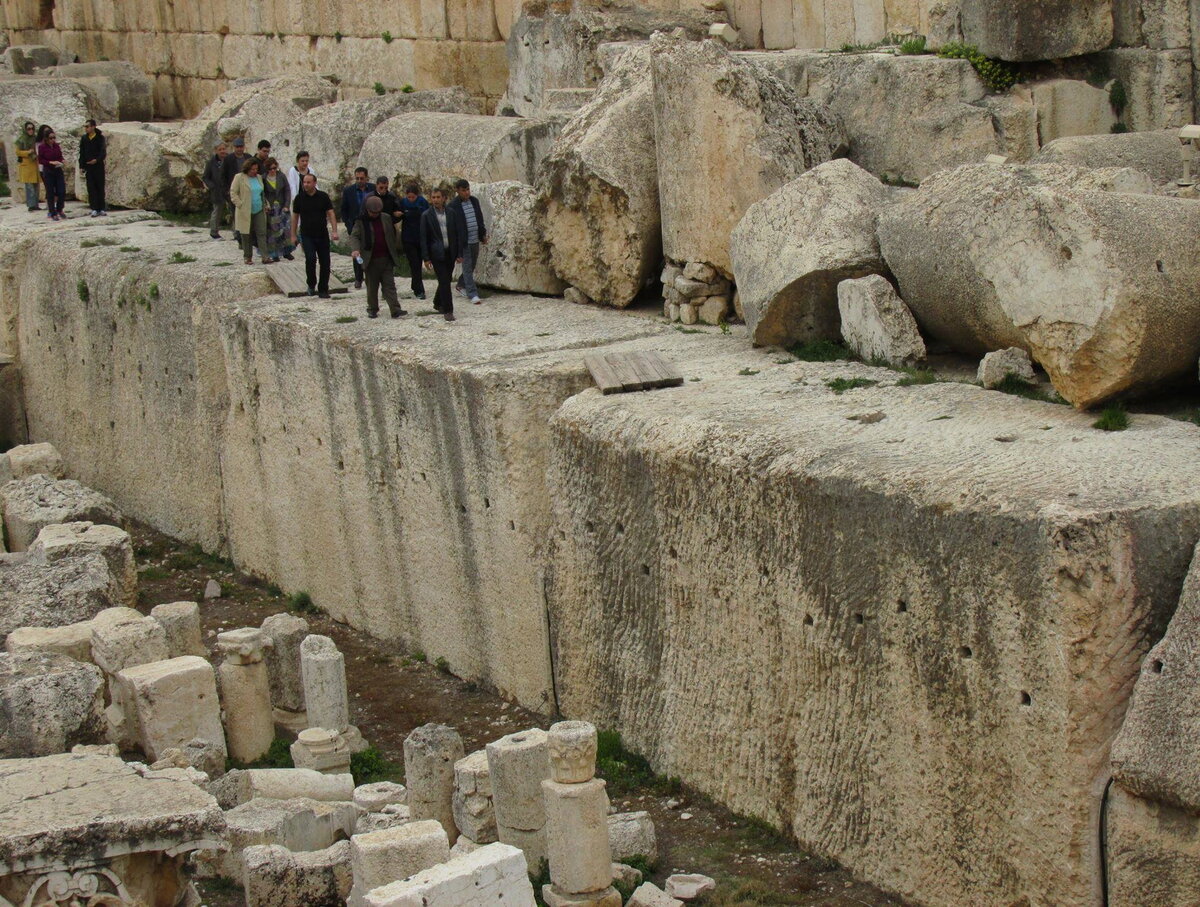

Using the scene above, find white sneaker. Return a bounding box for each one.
[471,296,482,305]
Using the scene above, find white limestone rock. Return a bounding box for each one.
[978,348,1036,389]
[152,601,206,659]
[542,777,613,896]
[203,796,358,881]
[1029,79,1116,145]
[243,840,354,907]
[350,820,451,906]
[1,475,123,552]
[731,159,887,348]
[4,620,94,662]
[28,522,136,604]
[240,769,355,805]
[960,0,1113,61]
[0,651,104,757]
[0,78,97,199]
[487,728,551,833]
[650,33,841,278]
[3,442,64,480]
[114,655,226,763]
[878,163,1200,407]
[355,781,408,813]
[74,121,208,213]
[452,749,497,844]
[301,634,351,733]
[363,841,535,906]
[1035,129,1183,187]
[665,874,716,900]
[627,882,682,906]
[261,612,309,713]
[475,181,566,295]
[1105,785,1200,907]
[52,61,154,121]
[607,811,658,864]
[0,540,132,640]
[837,275,925,368]
[217,627,275,764]
[91,613,169,676]
[403,723,464,840]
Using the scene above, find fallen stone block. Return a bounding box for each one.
[355,781,408,813]
[404,723,464,840]
[114,655,226,763]
[358,112,557,191]
[1096,48,1194,134]
[152,600,206,659]
[879,163,1200,407]
[536,45,659,308]
[357,804,413,835]
[5,619,94,662]
[292,726,352,775]
[475,181,565,295]
[978,348,1036,389]
[1029,79,1116,145]
[837,276,925,368]
[650,33,841,278]
[665,874,716,900]
[543,777,613,898]
[1,475,122,552]
[75,121,209,213]
[0,78,97,200]
[0,542,132,640]
[363,841,534,906]
[301,634,353,736]
[27,522,136,604]
[731,159,887,348]
[960,0,1113,61]
[1035,129,1183,186]
[261,612,309,713]
[627,882,682,906]
[0,651,104,757]
[607,811,657,864]
[453,749,497,844]
[53,61,154,121]
[349,820,451,905]
[243,840,353,907]
[487,728,551,869]
[203,797,359,881]
[4,44,59,74]
[3,441,63,480]
[1105,784,1200,907]
[91,612,169,676]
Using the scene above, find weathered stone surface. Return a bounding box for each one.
[4,45,59,74]
[75,121,208,213]
[261,612,309,713]
[541,884,621,906]
[1095,48,1195,134]
[1030,79,1116,145]
[152,600,206,659]
[547,720,597,784]
[28,522,136,605]
[627,882,683,907]
[265,89,477,187]
[292,727,352,775]
[218,627,275,764]
[355,781,408,813]
[239,769,355,804]
[1,475,122,552]
[404,723,464,840]
[453,749,497,844]
[731,159,887,348]
[535,45,660,308]
[4,620,94,662]
[607,812,657,865]
[207,797,358,881]
[350,820,451,905]
[1106,785,1200,907]
[302,634,352,734]
[114,655,225,763]
[543,777,612,896]
[363,841,535,907]
[1113,0,1191,49]
[1111,540,1200,813]
[1035,129,1183,186]
[243,840,353,907]
[837,275,925,367]
[3,442,63,480]
[474,181,565,295]
[487,728,551,833]
[358,112,557,190]
[91,612,168,676]
[878,163,1200,407]
[665,874,716,900]
[0,651,104,757]
[977,348,1036,389]
[651,33,841,277]
[53,61,154,121]
[960,0,1113,61]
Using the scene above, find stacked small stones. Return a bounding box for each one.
[661,260,731,327]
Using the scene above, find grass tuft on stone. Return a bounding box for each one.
[288,590,323,615]
[168,251,197,264]
[77,279,89,302]
[788,339,850,362]
[1093,404,1130,432]
[350,746,402,785]
[826,377,878,395]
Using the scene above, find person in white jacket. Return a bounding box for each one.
[286,150,317,199]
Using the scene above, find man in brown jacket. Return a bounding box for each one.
[350,195,407,319]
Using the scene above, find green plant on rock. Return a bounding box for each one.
[168,251,197,264]
[334,31,343,42]
[288,590,323,615]
[1111,122,1130,134]
[381,30,393,43]
[373,82,387,95]
[826,377,878,394]
[898,35,927,55]
[1093,404,1130,432]
[937,42,1020,93]
[77,279,89,302]
[400,84,415,93]
[149,283,160,298]
[789,339,851,362]
[350,746,402,785]
[1108,79,1127,116]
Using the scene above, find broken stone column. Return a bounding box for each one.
[362,841,536,906]
[404,723,464,841]
[453,749,497,845]
[541,721,618,907]
[243,840,353,907]
[292,726,352,775]
[487,727,551,874]
[218,627,275,764]
[262,612,309,735]
[349,820,450,906]
[239,768,355,803]
[301,634,364,751]
[151,601,206,658]
[114,655,226,763]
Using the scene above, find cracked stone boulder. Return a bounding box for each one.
[1111,539,1200,813]
[52,61,154,122]
[75,122,208,213]
[1035,129,1183,187]
[0,651,105,757]
[731,159,887,348]
[960,0,1113,61]
[358,112,558,191]
[265,89,477,188]
[651,33,842,278]
[475,181,565,296]
[1,474,122,552]
[837,275,925,367]
[536,45,660,307]
[879,163,1200,407]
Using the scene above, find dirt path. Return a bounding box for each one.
[129,523,905,907]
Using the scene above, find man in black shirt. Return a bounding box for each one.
[290,172,339,298]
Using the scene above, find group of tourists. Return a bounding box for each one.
[201,138,487,322]
[13,119,107,221]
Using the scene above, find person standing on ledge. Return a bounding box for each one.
[421,185,461,322]
[398,183,429,300]
[223,137,250,243]
[79,118,107,217]
[351,195,407,320]
[341,167,372,290]
[37,128,66,221]
[447,178,486,305]
[14,122,40,212]
[291,172,338,299]
[202,141,228,239]
[231,158,268,266]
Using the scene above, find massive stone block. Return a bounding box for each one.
[1034,129,1183,186]
[53,61,154,121]
[878,164,1200,407]
[357,112,557,190]
[1106,785,1200,907]
[651,34,841,277]
[1,474,122,552]
[74,122,209,213]
[535,45,659,307]
[114,655,226,763]
[363,842,534,907]
[474,181,565,295]
[243,840,353,907]
[730,159,887,348]
[960,0,1113,61]
[0,651,104,757]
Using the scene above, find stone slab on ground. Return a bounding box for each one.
[363,841,534,906]
[206,796,358,881]
[1,474,122,552]
[0,651,104,757]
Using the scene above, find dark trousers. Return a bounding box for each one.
[208,190,229,233]
[347,221,364,283]
[365,254,401,315]
[431,255,454,314]
[84,165,105,211]
[403,241,425,296]
[42,168,65,216]
[301,233,331,294]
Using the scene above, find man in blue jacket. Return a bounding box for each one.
[447,178,487,305]
[340,167,372,289]
[398,183,429,300]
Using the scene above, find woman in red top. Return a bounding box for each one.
[37,128,66,221]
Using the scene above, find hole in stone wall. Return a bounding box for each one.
[669,546,678,558]
[1152,659,1164,674]
[897,600,908,613]
[484,497,491,508]
[1156,260,1165,273]
[585,520,595,532]
[641,564,650,575]
[959,646,973,659]
[508,521,516,530]
[854,613,864,625]
[1020,691,1032,706]
[337,459,344,470]
[803,614,814,626]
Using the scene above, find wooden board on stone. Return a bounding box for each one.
[267,261,349,297]
[584,352,684,395]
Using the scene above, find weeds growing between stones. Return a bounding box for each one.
[1094,405,1130,431]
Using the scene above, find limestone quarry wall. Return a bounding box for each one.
[6,215,1200,905]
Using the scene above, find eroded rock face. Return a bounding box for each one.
[475,181,565,295]
[878,163,1200,407]
[651,34,842,277]
[75,122,208,212]
[1035,130,1183,186]
[960,0,1113,61]
[731,159,887,347]
[1,474,122,552]
[53,61,154,121]
[0,651,104,757]
[536,45,660,307]
[837,275,925,367]
[1106,785,1200,907]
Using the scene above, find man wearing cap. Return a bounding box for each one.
[350,195,406,319]
[223,137,250,242]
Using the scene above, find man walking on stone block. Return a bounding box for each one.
[202,141,228,239]
[341,167,372,290]
[291,172,339,299]
[398,183,429,300]
[421,186,461,322]
[351,195,407,320]
[447,178,487,305]
[79,119,106,217]
[223,137,250,243]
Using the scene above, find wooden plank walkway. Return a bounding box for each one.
[584,351,684,395]
[267,260,349,297]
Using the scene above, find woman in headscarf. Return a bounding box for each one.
[14,121,41,212]
[36,127,66,221]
